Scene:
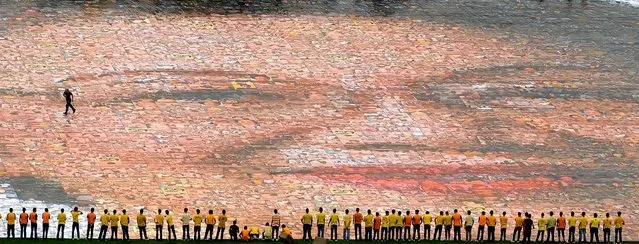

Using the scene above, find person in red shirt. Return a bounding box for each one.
[353,208,363,240]
[373,212,382,240]
[42,208,51,239]
[87,208,97,240]
[19,208,28,239]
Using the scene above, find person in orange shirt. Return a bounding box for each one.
[412,210,422,240]
[373,212,382,240]
[557,212,567,243]
[29,208,38,239]
[19,208,28,239]
[453,209,462,241]
[7,208,16,239]
[487,210,497,241]
[42,208,51,239]
[353,208,363,240]
[240,226,250,241]
[403,210,412,240]
[477,211,487,241]
[87,208,97,240]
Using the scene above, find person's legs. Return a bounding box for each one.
[425,225,431,240]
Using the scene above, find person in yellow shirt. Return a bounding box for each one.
[56,208,67,240]
[6,208,16,239]
[579,212,588,242]
[216,209,228,240]
[499,211,508,241]
[513,212,523,242]
[121,209,130,240]
[249,226,260,240]
[155,209,165,240]
[165,209,176,240]
[590,213,600,243]
[71,207,83,240]
[110,209,120,240]
[329,208,340,241]
[137,209,148,240]
[365,209,375,240]
[343,209,352,240]
[29,208,38,239]
[192,209,203,240]
[301,208,313,241]
[477,211,486,241]
[374,212,382,240]
[536,212,547,242]
[204,209,216,240]
[568,211,578,243]
[98,209,110,240]
[452,209,462,241]
[603,213,612,244]
[86,208,96,240]
[382,211,390,241]
[614,211,624,244]
[389,210,397,240]
[423,211,432,240]
[395,211,403,241]
[43,208,51,239]
[443,211,452,241]
[434,211,444,241]
[317,207,326,239]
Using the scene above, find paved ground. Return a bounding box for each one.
[0,0,637,240]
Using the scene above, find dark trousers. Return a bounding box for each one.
[122,226,129,240]
[72,222,80,239]
[465,226,472,241]
[204,225,213,240]
[56,224,65,239]
[454,226,462,241]
[330,225,338,240]
[194,226,201,240]
[111,226,118,240]
[389,226,395,240]
[395,226,402,240]
[523,228,532,243]
[547,227,556,242]
[381,227,389,240]
[434,225,443,240]
[156,225,163,240]
[7,224,15,238]
[590,228,599,243]
[354,224,362,240]
[569,226,576,243]
[302,224,312,240]
[513,227,522,241]
[138,226,147,240]
[272,225,279,240]
[615,228,622,243]
[558,228,566,242]
[445,225,451,240]
[216,226,225,240]
[99,225,108,240]
[373,228,380,240]
[43,223,49,239]
[536,230,545,242]
[477,225,485,241]
[317,224,325,238]
[30,223,38,239]
[65,101,75,114]
[413,224,421,239]
[87,224,94,239]
[366,226,373,240]
[487,226,495,241]
[500,227,507,241]
[182,225,190,240]
[603,228,610,243]
[20,224,27,238]
[168,225,176,240]
[424,225,431,240]
[403,226,410,240]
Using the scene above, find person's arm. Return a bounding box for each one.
[70,93,73,102]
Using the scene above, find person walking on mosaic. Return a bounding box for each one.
[181,208,191,240]
[121,209,130,240]
[343,209,352,240]
[192,209,202,240]
[271,209,281,241]
[614,212,624,244]
[42,208,50,239]
[464,210,474,241]
[166,209,177,240]
[330,208,339,241]
[110,209,120,240]
[155,209,165,240]
[71,207,82,239]
[499,211,508,241]
[590,213,600,243]
[557,212,566,243]
[86,208,96,240]
[19,208,28,239]
[29,208,38,239]
[56,208,67,239]
[453,209,462,241]
[317,207,326,238]
[215,210,227,240]
[546,211,557,243]
[423,210,432,240]
[373,212,381,240]
[62,88,76,115]
[98,209,109,240]
[301,208,313,241]
[137,209,148,240]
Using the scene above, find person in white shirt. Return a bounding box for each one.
[181,208,191,240]
[464,210,474,241]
